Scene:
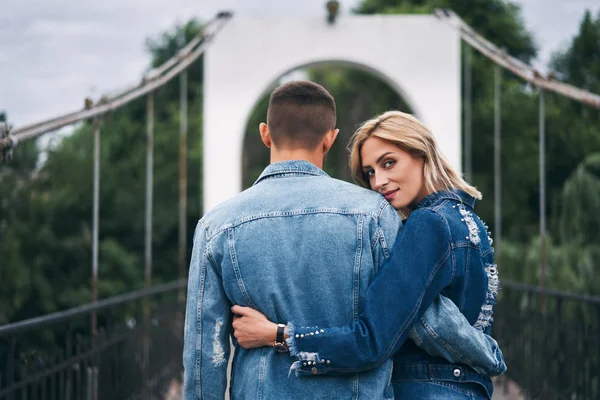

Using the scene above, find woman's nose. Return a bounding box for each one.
[374,172,389,191]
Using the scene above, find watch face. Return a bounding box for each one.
[273,343,289,353]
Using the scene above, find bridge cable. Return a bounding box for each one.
[435,9,600,109]
[0,11,233,153]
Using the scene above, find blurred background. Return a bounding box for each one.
[1,1,599,399]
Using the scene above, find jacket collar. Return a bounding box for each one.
[254,160,329,186]
[416,189,476,209]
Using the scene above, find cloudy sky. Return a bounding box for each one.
[1,0,599,128]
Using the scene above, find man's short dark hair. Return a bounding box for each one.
[267,81,336,149]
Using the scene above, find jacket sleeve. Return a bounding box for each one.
[286,209,454,373]
[183,221,232,399]
[367,201,505,375]
[410,295,507,376]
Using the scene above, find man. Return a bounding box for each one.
[183,81,503,399]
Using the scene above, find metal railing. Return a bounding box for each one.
[0,11,233,341]
[0,280,187,400]
[494,280,600,400]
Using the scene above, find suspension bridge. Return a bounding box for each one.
[1,8,599,400]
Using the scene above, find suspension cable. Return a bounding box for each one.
[0,11,232,152]
[435,9,600,109]
[3,9,599,153]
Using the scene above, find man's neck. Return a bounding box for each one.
[270,149,324,169]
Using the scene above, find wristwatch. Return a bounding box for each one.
[273,323,289,353]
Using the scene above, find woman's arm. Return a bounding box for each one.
[233,209,451,371]
[410,296,507,376]
[282,209,453,373]
[231,295,507,376]
[232,208,507,376]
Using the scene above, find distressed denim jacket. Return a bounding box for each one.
[183,162,504,399]
[287,189,503,398]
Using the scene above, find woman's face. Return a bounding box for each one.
[360,136,429,211]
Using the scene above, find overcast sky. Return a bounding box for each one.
[1,0,599,128]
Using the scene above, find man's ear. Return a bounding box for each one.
[259,123,272,148]
[322,128,339,154]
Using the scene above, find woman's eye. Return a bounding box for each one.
[366,170,374,178]
[384,160,395,168]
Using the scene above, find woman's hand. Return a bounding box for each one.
[231,305,279,349]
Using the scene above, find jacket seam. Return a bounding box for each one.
[227,228,258,308]
[195,237,209,400]
[378,228,391,260]
[481,247,494,257]
[204,209,377,241]
[419,316,486,375]
[353,216,364,321]
[460,250,469,309]
[371,227,381,251]
[375,199,391,218]
[429,208,456,281]
[451,242,479,249]
[374,202,393,258]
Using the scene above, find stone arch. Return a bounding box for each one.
[204,15,461,212]
[240,60,418,188]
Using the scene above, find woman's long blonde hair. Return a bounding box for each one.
[348,110,482,200]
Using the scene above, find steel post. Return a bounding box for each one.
[539,89,547,288]
[494,64,502,258]
[179,71,188,299]
[464,44,473,182]
[91,121,101,336]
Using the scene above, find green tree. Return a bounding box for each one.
[354,0,542,244]
[356,0,536,62]
[501,153,600,295]
[0,19,206,323]
[345,0,600,293]
[241,65,409,188]
[552,11,600,95]
[3,2,600,327]
[559,153,600,245]
[0,113,44,323]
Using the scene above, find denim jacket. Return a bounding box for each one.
[183,162,503,399]
[287,190,503,398]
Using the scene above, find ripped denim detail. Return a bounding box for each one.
[284,323,300,357]
[212,319,226,366]
[476,215,494,246]
[474,264,499,331]
[458,204,480,246]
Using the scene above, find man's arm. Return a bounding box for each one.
[183,221,232,399]
[411,295,507,376]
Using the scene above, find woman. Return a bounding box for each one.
[232,110,502,399]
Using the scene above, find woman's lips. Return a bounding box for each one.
[383,189,398,201]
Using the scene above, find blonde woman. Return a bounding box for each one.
[232,111,503,399]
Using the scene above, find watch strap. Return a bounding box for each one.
[276,324,286,343]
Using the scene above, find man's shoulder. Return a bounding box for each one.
[317,177,390,211]
[199,177,394,235]
[198,188,256,235]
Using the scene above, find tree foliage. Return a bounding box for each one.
[348,0,600,295]
[2,2,600,325]
[0,20,205,324]
[242,66,410,188]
